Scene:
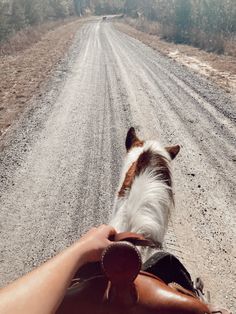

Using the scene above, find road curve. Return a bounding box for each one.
[0,19,235,310]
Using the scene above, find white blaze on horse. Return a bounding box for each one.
[110,127,180,254]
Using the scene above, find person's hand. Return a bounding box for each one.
[0,225,116,314]
[78,225,117,263]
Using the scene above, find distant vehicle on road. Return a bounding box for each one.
[102,16,107,21]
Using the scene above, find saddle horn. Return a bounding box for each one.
[101,241,142,305]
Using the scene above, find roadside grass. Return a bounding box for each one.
[0,18,77,56]
[0,18,84,139]
[124,17,236,58]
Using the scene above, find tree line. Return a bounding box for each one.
[93,0,124,15]
[0,0,76,41]
[124,0,236,53]
[0,0,125,42]
[1,0,235,54]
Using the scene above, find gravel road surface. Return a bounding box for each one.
[0,18,235,311]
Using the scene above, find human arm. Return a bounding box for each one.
[0,225,116,314]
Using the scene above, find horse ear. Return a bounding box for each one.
[166,145,180,160]
[126,127,139,151]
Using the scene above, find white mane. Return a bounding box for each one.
[110,141,173,247]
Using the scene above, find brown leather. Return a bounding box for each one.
[57,273,211,314]
[101,241,142,285]
[208,305,232,314]
[169,282,197,298]
[113,232,161,248]
[57,240,211,314]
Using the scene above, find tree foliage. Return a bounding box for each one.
[124,0,236,52]
[1,0,235,53]
[0,0,75,41]
[0,0,126,42]
[93,0,124,15]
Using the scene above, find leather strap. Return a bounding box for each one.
[168,282,197,298]
[208,304,232,314]
[113,232,161,248]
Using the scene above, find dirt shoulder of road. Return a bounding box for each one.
[0,18,85,139]
[114,21,236,94]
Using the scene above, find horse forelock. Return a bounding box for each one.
[118,141,173,198]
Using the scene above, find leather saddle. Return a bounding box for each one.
[57,233,231,314]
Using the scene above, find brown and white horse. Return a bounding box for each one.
[57,128,232,314]
[110,127,180,259]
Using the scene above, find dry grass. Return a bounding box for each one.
[224,37,236,57]
[0,19,84,138]
[124,17,160,35]
[124,17,236,58]
[0,18,76,56]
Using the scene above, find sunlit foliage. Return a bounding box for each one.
[0,0,75,41]
[1,0,235,54]
[124,0,236,53]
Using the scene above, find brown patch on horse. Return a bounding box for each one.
[118,149,173,198]
[118,161,138,197]
[125,127,144,151]
[132,140,144,149]
[165,145,180,160]
[136,150,172,188]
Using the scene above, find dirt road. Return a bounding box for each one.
[0,19,235,311]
